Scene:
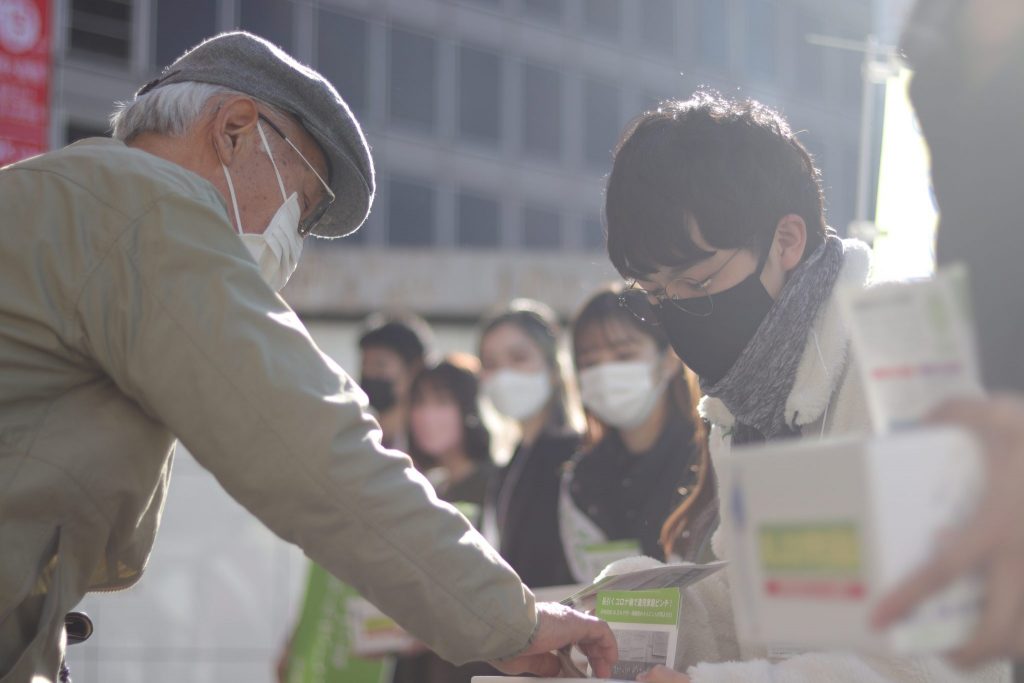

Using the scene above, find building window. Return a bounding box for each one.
[639,0,675,55]
[69,0,133,62]
[389,27,437,131]
[65,120,109,144]
[583,0,621,41]
[155,0,216,68]
[522,204,561,250]
[583,78,621,170]
[582,215,605,251]
[795,12,825,98]
[388,176,436,247]
[521,62,561,160]
[697,0,729,69]
[457,191,501,248]
[744,0,777,81]
[458,45,502,145]
[317,10,369,116]
[521,0,563,24]
[238,0,293,53]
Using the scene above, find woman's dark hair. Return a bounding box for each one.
[606,91,827,281]
[408,353,492,469]
[359,312,434,367]
[479,298,577,432]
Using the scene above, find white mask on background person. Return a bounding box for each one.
[411,403,464,459]
[578,358,668,430]
[221,121,303,291]
[482,368,553,421]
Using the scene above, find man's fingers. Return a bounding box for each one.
[578,633,618,678]
[491,652,561,677]
[950,553,1024,668]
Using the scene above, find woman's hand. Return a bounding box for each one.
[637,664,692,682]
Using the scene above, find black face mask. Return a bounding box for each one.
[360,377,397,414]
[657,272,775,386]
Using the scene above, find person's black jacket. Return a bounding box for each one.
[491,429,580,588]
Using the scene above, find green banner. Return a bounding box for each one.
[595,588,680,626]
[285,563,391,683]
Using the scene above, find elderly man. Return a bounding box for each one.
[0,32,615,682]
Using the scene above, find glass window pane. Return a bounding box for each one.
[640,0,675,55]
[69,0,133,62]
[521,62,561,159]
[522,204,561,249]
[66,120,109,144]
[317,10,369,116]
[389,177,436,247]
[238,0,293,53]
[744,0,776,81]
[389,27,437,131]
[697,0,729,68]
[796,13,825,98]
[583,78,620,170]
[522,0,563,23]
[582,215,605,250]
[584,0,620,40]
[457,191,501,247]
[459,45,501,144]
[155,0,215,68]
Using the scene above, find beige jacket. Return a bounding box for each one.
[674,241,1009,683]
[0,139,536,682]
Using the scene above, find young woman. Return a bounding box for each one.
[478,299,581,589]
[392,354,499,683]
[560,285,717,583]
[408,354,496,525]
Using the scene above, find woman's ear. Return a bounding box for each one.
[211,96,261,167]
[657,347,684,383]
[772,213,808,274]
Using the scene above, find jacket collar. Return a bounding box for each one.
[699,239,872,430]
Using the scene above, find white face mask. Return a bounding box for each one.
[221,121,303,291]
[482,369,552,422]
[579,359,668,430]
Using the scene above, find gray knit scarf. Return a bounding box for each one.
[702,234,845,444]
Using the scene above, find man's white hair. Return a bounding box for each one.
[110,81,283,142]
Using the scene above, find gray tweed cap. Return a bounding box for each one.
[137,31,374,238]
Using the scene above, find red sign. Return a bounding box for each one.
[0,0,50,166]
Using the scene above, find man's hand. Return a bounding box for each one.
[637,664,691,682]
[872,395,1024,667]
[490,601,618,677]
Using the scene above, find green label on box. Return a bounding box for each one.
[595,588,680,625]
[758,522,861,576]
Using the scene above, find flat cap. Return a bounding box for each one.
[137,31,374,238]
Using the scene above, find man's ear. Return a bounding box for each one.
[211,96,261,167]
[772,214,808,274]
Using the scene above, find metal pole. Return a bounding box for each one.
[855,34,878,225]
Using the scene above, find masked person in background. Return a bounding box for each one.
[604,93,1006,683]
[559,285,717,583]
[358,313,433,451]
[479,299,581,589]
[0,31,618,682]
[392,354,501,683]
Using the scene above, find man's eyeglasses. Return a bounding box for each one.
[258,114,335,236]
[618,249,742,324]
